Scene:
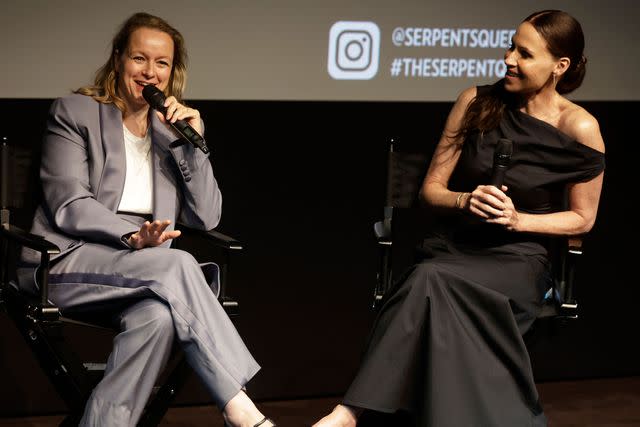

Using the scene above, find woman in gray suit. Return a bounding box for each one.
[20,12,274,427]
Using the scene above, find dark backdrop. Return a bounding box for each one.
[0,98,637,416]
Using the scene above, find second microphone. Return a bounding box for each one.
[490,138,513,188]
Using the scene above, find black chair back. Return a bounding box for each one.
[1,137,40,229]
[386,146,430,209]
[373,137,580,319]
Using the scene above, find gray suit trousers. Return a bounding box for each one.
[42,241,260,427]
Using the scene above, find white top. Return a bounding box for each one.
[117,125,153,214]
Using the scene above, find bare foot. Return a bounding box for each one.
[312,404,359,427]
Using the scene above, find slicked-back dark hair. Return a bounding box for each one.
[454,10,586,141]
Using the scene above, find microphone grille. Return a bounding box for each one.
[496,138,513,157]
[142,85,166,109]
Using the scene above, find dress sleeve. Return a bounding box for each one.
[569,142,605,183]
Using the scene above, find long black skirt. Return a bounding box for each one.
[343,235,551,427]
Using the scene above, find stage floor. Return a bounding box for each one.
[1,376,638,426]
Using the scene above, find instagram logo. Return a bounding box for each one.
[328,21,380,80]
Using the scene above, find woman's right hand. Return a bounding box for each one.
[156,96,203,136]
[127,219,181,249]
[467,185,509,219]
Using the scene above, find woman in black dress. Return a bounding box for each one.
[314,10,605,427]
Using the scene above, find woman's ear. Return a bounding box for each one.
[555,57,571,77]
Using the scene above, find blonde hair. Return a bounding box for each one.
[75,12,188,112]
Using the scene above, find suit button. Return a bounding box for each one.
[185,176,192,182]
[179,159,186,166]
[180,165,188,171]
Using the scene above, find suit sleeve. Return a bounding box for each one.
[164,121,222,230]
[41,97,139,247]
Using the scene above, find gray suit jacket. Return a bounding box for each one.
[23,93,222,264]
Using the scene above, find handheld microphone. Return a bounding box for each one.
[142,85,209,154]
[490,138,513,187]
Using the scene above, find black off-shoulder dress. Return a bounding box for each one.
[343,88,605,427]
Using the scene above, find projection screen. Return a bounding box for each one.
[1,0,637,101]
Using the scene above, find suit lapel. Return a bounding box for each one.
[150,113,179,236]
[96,102,126,211]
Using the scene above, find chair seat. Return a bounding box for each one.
[538,302,558,319]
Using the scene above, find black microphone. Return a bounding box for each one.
[490,138,513,187]
[142,85,209,154]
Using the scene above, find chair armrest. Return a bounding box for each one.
[1,224,60,255]
[372,207,394,310]
[567,236,583,255]
[176,224,243,251]
[1,223,61,319]
[373,221,392,244]
[562,236,583,305]
[174,224,243,317]
[552,236,583,319]
[373,206,394,245]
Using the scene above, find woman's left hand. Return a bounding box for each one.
[483,185,520,231]
[127,219,181,249]
[156,96,203,135]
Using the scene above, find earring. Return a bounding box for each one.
[552,73,557,86]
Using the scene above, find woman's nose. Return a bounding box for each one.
[504,50,516,66]
[142,63,155,78]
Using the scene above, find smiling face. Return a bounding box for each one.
[503,22,566,94]
[116,27,174,112]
